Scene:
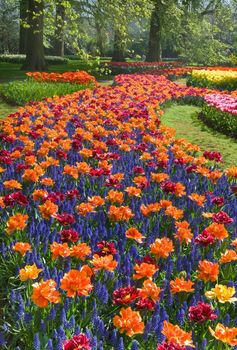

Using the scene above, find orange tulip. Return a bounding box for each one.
[151,172,169,183]
[60,269,93,297]
[39,200,58,220]
[140,202,160,216]
[108,205,134,221]
[125,227,144,243]
[19,264,42,281]
[165,206,184,220]
[70,243,91,260]
[76,161,91,174]
[32,189,48,201]
[139,279,161,302]
[170,277,194,294]
[106,190,124,204]
[22,169,40,182]
[76,202,95,216]
[63,165,78,179]
[189,193,206,206]
[150,237,174,259]
[125,186,141,197]
[197,260,219,282]
[209,323,237,346]
[113,307,144,337]
[41,177,54,186]
[3,179,22,189]
[91,254,118,272]
[220,249,237,264]
[174,221,193,243]
[13,242,31,256]
[162,321,194,348]
[133,262,158,280]
[205,223,228,241]
[88,196,105,207]
[32,279,61,307]
[50,242,71,260]
[6,213,28,235]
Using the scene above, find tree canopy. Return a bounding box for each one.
[0,0,236,70]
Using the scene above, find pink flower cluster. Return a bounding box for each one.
[204,94,237,115]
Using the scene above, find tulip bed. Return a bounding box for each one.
[0,71,97,106]
[104,61,181,74]
[1,73,237,350]
[200,94,237,138]
[187,70,237,91]
[26,71,97,85]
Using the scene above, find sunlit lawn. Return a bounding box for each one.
[162,104,237,168]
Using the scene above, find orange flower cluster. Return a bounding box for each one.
[60,267,93,297]
[113,307,145,337]
[27,71,97,85]
[50,242,91,260]
[32,280,61,307]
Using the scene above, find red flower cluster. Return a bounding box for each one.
[195,230,215,246]
[3,192,28,207]
[113,286,140,305]
[188,302,217,323]
[203,151,222,162]
[60,229,79,243]
[157,342,186,350]
[63,334,91,350]
[212,211,233,225]
[95,241,117,256]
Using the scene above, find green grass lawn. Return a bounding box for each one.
[0,98,18,118]
[162,104,237,167]
[0,59,111,83]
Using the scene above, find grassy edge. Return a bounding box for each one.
[162,103,237,168]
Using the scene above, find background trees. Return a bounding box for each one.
[0,0,236,70]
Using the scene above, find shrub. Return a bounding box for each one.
[0,79,94,105]
[0,54,69,65]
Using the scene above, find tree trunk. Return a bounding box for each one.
[112,30,126,62]
[95,19,105,57]
[19,0,28,54]
[53,0,65,56]
[21,0,46,71]
[146,1,162,62]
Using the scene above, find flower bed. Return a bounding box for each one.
[143,66,237,81]
[103,61,181,74]
[27,71,97,85]
[187,69,237,91]
[200,94,237,138]
[0,74,237,350]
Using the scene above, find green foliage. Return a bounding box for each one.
[0,54,69,65]
[0,79,94,105]
[178,17,228,65]
[229,54,237,66]
[200,104,237,139]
